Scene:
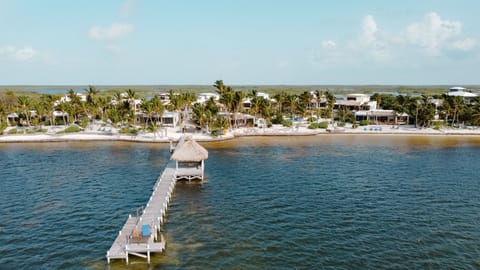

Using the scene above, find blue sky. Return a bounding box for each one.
[0,0,479,85]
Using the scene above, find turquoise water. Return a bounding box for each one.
[0,136,480,269]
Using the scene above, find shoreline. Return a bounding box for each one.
[1,124,480,143]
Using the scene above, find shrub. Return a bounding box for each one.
[282,120,292,127]
[307,117,317,123]
[8,128,18,134]
[62,125,82,133]
[308,123,319,129]
[433,121,444,130]
[120,127,138,135]
[337,122,346,127]
[318,121,329,129]
[80,117,89,129]
[272,113,283,125]
[56,119,66,126]
[359,120,369,126]
[26,128,47,134]
[0,122,6,134]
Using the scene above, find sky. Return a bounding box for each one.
[0,0,479,85]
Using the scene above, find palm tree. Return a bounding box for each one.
[299,91,313,118]
[17,96,31,127]
[1,91,17,118]
[471,103,480,126]
[86,85,99,105]
[141,99,154,130]
[233,91,245,111]
[0,102,6,131]
[113,92,124,104]
[371,93,382,108]
[67,89,81,123]
[273,92,288,114]
[96,96,109,122]
[213,80,226,95]
[284,94,297,119]
[219,88,234,112]
[150,95,164,126]
[451,96,465,127]
[325,91,336,121]
[415,95,435,128]
[192,103,207,128]
[58,101,70,126]
[440,94,453,125]
[39,94,56,127]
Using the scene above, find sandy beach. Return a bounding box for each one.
[1,124,479,143]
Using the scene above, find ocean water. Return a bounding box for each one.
[0,136,479,270]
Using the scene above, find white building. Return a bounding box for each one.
[334,94,377,111]
[447,87,478,98]
[355,110,409,125]
[196,93,220,104]
[242,92,275,110]
[54,93,87,106]
[161,111,180,127]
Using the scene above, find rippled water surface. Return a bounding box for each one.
[1,136,480,269]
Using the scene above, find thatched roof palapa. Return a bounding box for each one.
[171,137,208,162]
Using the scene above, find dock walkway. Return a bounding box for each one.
[106,135,208,264]
[106,160,177,263]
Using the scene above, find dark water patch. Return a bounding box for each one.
[1,139,480,269]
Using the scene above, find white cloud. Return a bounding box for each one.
[361,15,378,45]
[119,0,138,18]
[88,23,134,40]
[451,38,477,51]
[405,12,475,55]
[0,46,36,61]
[311,12,477,68]
[321,40,337,49]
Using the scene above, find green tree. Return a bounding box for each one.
[213,80,226,95]
[415,95,435,128]
[57,101,70,125]
[126,89,138,124]
[141,98,154,129]
[325,91,336,120]
[86,85,99,106]
[17,96,31,126]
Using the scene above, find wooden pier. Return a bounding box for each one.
[106,136,208,264]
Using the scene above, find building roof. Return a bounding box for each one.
[450,86,466,91]
[171,137,208,162]
[447,91,477,97]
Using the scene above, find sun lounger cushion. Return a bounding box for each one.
[141,224,150,237]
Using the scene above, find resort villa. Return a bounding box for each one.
[242,92,275,110]
[447,86,478,104]
[196,93,220,104]
[334,94,377,111]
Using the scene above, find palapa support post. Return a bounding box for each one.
[147,244,151,263]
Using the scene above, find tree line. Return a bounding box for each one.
[1,81,480,134]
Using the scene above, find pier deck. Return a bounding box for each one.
[106,161,177,263]
[107,135,208,264]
